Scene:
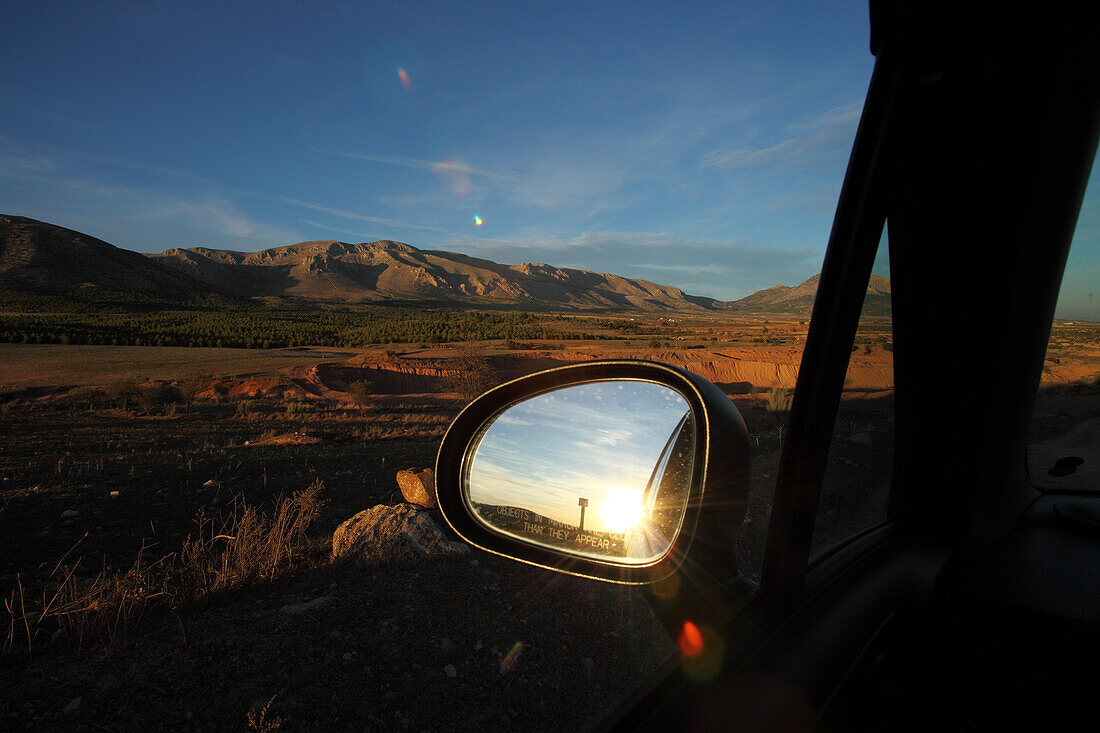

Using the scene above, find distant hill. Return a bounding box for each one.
[0,214,223,304]
[1,214,892,314]
[729,274,892,316]
[150,240,722,311]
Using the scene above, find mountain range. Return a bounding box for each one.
[0,215,891,315]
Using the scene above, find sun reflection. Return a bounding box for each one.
[598,486,645,533]
[397,67,411,89]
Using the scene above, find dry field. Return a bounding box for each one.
[1,315,1095,731]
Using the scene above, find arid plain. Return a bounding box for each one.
[2,212,1098,730]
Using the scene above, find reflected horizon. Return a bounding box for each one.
[464,380,695,564]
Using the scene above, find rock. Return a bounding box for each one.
[332,504,469,564]
[60,509,79,519]
[396,468,436,509]
[279,596,337,615]
[847,432,873,445]
[63,697,82,714]
[444,664,457,678]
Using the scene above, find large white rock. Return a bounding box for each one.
[332,503,468,564]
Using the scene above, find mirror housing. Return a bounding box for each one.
[436,360,751,585]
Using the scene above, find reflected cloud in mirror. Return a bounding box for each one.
[464,380,695,565]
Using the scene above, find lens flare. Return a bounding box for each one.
[500,641,524,672]
[678,620,704,657]
[432,159,472,196]
[473,214,484,226]
[397,67,411,89]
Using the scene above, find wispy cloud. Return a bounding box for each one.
[442,229,822,300]
[296,218,392,242]
[0,134,450,241]
[0,136,59,173]
[311,147,516,182]
[699,101,861,171]
[251,191,449,234]
[124,194,302,245]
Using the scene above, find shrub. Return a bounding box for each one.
[2,482,323,656]
[66,386,97,410]
[347,379,374,407]
[766,387,793,447]
[136,384,181,414]
[445,352,498,400]
[175,374,209,414]
[211,381,231,402]
[108,375,141,409]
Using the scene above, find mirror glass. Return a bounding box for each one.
[464,380,695,564]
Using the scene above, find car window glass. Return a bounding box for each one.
[810,226,894,559]
[1027,160,1100,492]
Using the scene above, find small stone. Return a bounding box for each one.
[847,432,873,445]
[443,664,457,678]
[60,509,79,520]
[63,697,82,714]
[439,638,455,656]
[396,468,436,509]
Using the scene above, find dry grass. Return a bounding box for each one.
[3,481,324,661]
[247,695,283,732]
[0,343,351,388]
[178,480,323,592]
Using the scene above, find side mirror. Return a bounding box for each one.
[435,360,751,585]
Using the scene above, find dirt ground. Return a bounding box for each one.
[3,553,675,732]
[1,320,1094,731]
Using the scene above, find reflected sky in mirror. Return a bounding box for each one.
[466,380,692,548]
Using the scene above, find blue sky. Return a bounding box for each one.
[1,1,1096,317]
[468,380,691,539]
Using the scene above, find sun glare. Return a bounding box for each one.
[599,487,645,533]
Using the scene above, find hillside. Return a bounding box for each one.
[1,214,892,315]
[730,274,892,316]
[0,215,222,303]
[151,240,721,311]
